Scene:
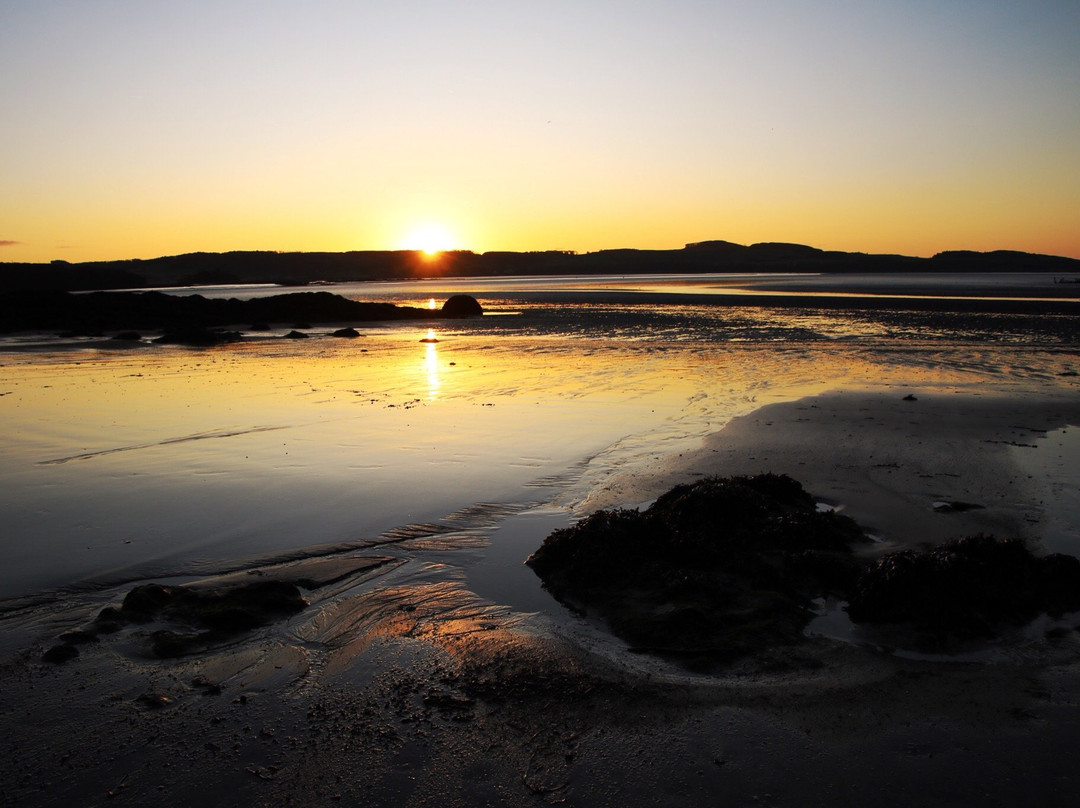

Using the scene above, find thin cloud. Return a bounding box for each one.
[0,240,20,247]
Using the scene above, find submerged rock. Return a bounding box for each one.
[527,474,867,665]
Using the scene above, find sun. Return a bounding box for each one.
[401,223,455,256]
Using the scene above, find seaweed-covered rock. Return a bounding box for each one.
[847,535,1080,641]
[527,474,867,665]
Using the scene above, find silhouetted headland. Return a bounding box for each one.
[3,240,1079,291]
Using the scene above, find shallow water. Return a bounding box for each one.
[1,275,1078,603]
[1012,426,1080,556]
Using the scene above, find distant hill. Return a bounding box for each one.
[2,242,1078,292]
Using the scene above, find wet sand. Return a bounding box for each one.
[4,388,1080,807]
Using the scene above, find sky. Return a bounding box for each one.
[2,0,1079,263]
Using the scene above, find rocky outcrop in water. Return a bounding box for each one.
[529,475,1080,665]
[527,474,867,665]
[847,535,1080,640]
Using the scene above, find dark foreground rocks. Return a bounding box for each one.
[848,534,1080,640]
[43,580,307,662]
[528,474,868,665]
[528,474,1080,665]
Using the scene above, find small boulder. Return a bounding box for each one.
[440,295,483,318]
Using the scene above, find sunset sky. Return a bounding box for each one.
[2,1,1078,263]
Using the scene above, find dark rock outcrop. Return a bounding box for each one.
[154,327,242,346]
[441,294,483,318]
[530,475,1080,664]
[847,535,1080,641]
[91,580,308,657]
[119,580,306,629]
[0,290,436,335]
[527,474,867,665]
[42,643,79,664]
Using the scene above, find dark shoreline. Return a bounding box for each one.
[2,284,1077,340]
[4,239,1079,291]
[0,289,482,335]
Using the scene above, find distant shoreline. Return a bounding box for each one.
[3,239,1079,292]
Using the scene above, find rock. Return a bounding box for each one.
[440,295,483,318]
[847,535,1080,641]
[59,629,99,645]
[122,580,306,627]
[932,500,985,513]
[154,327,242,346]
[151,630,206,658]
[331,327,360,338]
[112,580,308,656]
[527,474,867,666]
[42,643,79,664]
[284,329,309,339]
[136,692,172,709]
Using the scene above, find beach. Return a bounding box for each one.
[2,277,1080,806]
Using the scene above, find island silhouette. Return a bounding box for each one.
[2,239,1078,292]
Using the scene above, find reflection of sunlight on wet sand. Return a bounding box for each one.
[425,329,440,398]
[2,309,1077,599]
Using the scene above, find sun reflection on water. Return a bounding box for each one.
[424,328,440,398]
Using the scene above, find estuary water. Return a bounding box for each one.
[1,273,1077,603]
